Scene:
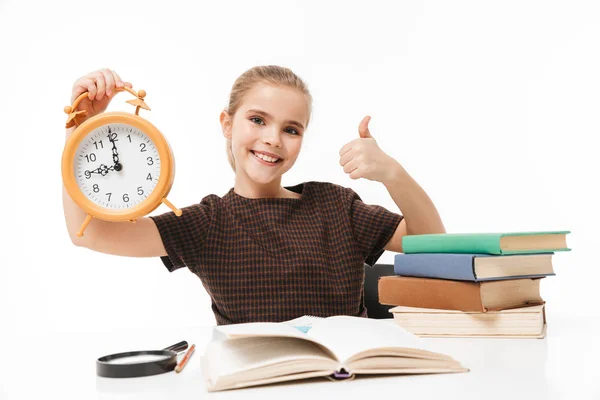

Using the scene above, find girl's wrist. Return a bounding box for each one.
[381,158,409,187]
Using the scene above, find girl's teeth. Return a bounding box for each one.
[254,152,279,163]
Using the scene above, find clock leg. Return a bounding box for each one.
[77,214,93,237]
[162,198,182,216]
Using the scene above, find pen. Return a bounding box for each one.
[175,344,195,373]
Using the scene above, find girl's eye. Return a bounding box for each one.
[250,117,300,136]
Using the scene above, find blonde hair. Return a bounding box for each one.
[224,65,313,172]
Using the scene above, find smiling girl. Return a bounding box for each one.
[63,66,445,325]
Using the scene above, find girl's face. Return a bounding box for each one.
[221,83,309,185]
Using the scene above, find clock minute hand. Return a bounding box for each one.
[107,128,123,171]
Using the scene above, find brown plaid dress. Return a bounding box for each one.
[150,181,403,325]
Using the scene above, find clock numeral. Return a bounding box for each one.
[147,157,154,165]
[137,187,144,196]
[106,193,112,202]
[85,153,97,163]
[123,194,130,203]
[93,184,100,193]
[127,134,132,143]
[84,170,91,179]
[146,173,153,181]
[140,143,147,152]
[107,132,118,142]
[93,140,104,150]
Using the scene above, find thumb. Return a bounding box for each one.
[358,115,373,139]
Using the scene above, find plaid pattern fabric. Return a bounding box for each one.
[150,181,403,325]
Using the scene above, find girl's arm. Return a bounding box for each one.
[339,116,446,253]
[381,162,446,253]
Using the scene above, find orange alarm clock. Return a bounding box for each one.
[62,85,181,236]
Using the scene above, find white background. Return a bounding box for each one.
[0,0,597,340]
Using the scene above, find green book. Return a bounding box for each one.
[402,231,571,255]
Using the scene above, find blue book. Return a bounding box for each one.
[394,253,555,282]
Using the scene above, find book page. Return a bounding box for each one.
[214,319,322,341]
[203,336,338,386]
[215,321,316,340]
[306,316,439,363]
[213,322,337,359]
[282,315,324,332]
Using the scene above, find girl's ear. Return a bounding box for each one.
[220,110,232,139]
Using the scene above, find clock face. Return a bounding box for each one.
[73,123,161,210]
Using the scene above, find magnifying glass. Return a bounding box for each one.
[96,340,188,378]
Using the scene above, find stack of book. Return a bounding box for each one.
[378,231,570,338]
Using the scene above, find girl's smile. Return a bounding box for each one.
[250,150,283,165]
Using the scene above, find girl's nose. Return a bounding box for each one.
[261,127,282,147]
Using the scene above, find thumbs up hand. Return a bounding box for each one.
[339,116,398,183]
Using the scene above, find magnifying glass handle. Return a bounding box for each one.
[163,341,188,353]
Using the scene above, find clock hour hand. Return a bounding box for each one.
[84,164,115,178]
[107,127,123,171]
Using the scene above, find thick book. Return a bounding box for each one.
[394,253,555,281]
[401,231,570,255]
[389,304,547,338]
[201,315,468,392]
[378,276,544,312]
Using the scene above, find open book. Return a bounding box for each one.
[201,315,468,392]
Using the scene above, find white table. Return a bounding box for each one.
[1,316,598,400]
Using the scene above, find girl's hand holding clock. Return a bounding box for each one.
[70,68,132,124]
